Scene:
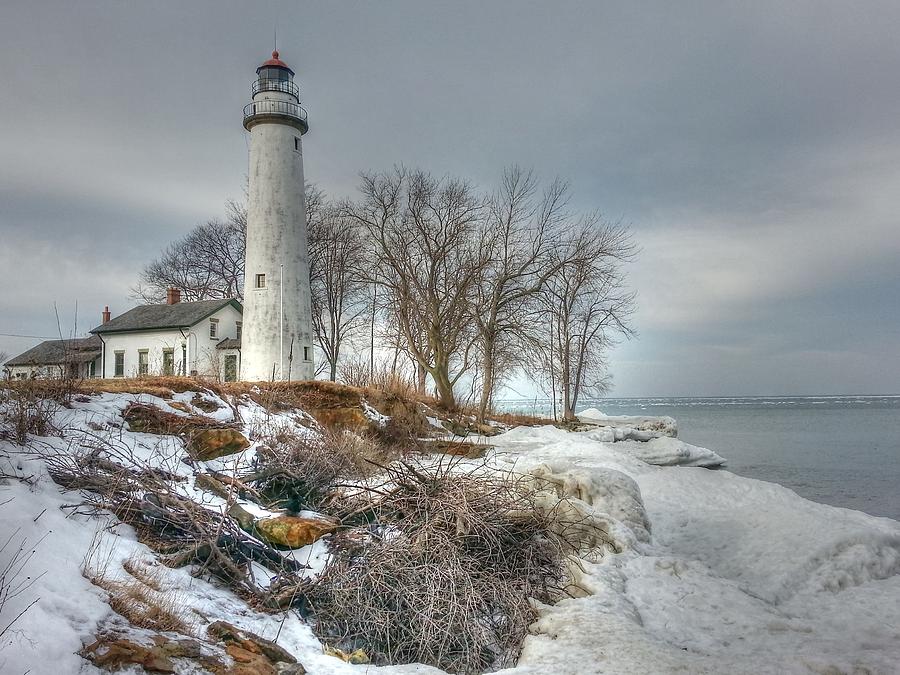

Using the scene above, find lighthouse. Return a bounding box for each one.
[240,51,314,381]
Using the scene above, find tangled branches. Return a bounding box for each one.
[306,458,594,673]
[39,435,304,605]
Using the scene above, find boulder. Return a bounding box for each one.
[187,429,250,461]
[207,620,301,669]
[255,514,339,549]
[80,635,221,674]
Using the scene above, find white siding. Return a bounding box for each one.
[98,304,243,380]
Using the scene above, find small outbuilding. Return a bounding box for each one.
[3,336,102,380]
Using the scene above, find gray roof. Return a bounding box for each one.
[216,338,242,350]
[5,336,102,367]
[91,298,242,334]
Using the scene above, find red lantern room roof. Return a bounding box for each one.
[259,50,293,72]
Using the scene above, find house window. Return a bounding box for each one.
[209,318,219,339]
[236,322,242,340]
[114,351,125,378]
[255,273,266,289]
[138,350,149,376]
[303,346,310,361]
[162,348,174,376]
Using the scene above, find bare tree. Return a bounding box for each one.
[308,207,370,381]
[133,200,247,303]
[346,169,486,410]
[136,186,325,304]
[473,167,570,420]
[532,218,636,421]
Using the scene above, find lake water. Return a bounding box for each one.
[496,395,900,521]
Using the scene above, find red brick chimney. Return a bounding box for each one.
[102,306,111,324]
[166,288,181,305]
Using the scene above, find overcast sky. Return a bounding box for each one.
[1,1,898,397]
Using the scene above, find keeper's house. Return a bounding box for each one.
[3,289,244,382]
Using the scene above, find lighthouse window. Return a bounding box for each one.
[303,346,310,361]
[294,137,301,151]
[255,273,266,289]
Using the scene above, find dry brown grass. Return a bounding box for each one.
[85,554,195,636]
[489,411,555,427]
[72,376,224,399]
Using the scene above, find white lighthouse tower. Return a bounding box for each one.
[240,51,314,381]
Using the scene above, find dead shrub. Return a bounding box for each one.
[0,381,59,445]
[305,459,589,673]
[323,428,403,476]
[245,426,394,511]
[85,556,194,635]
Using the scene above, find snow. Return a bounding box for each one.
[576,408,678,438]
[490,425,900,674]
[2,388,899,674]
[361,398,390,427]
[617,435,727,468]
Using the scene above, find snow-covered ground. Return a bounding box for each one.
[493,425,900,674]
[2,391,898,674]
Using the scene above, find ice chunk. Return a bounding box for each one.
[620,436,727,468]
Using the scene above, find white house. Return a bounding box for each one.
[90,290,244,381]
[4,289,245,382]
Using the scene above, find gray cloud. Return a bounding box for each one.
[1,1,898,395]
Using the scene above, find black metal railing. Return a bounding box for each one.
[243,100,308,126]
[251,77,300,99]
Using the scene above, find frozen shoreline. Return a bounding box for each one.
[1,392,898,674]
[493,425,900,674]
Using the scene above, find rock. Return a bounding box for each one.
[474,423,500,437]
[207,620,299,666]
[188,428,250,460]
[324,645,369,664]
[227,502,257,531]
[347,649,370,665]
[255,514,339,549]
[81,635,220,673]
[81,638,175,672]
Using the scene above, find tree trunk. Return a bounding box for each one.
[416,362,427,395]
[432,363,456,411]
[478,336,495,422]
[329,359,337,382]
